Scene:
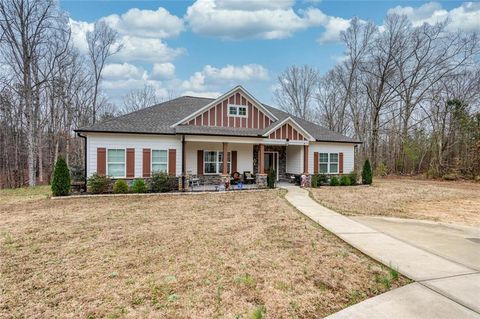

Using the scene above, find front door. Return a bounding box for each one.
[264,152,278,180]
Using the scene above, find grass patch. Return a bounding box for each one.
[0,190,408,317]
[310,177,480,226]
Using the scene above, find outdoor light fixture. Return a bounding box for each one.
[286,138,290,146]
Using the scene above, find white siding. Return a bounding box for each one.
[286,145,303,174]
[185,142,253,175]
[86,133,182,177]
[308,142,355,174]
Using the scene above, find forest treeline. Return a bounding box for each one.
[0,0,121,188]
[1,1,479,188]
[275,16,480,179]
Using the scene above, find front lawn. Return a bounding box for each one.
[310,177,480,226]
[0,188,407,318]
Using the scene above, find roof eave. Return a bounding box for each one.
[314,139,363,144]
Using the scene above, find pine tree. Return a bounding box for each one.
[51,156,71,196]
[362,159,373,185]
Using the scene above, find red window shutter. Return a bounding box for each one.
[143,148,151,177]
[97,148,106,176]
[126,148,135,178]
[339,152,344,174]
[168,149,176,176]
[197,150,204,175]
[231,151,237,173]
[314,152,319,174]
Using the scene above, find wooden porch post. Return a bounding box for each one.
[259,144,265,174]
[223,142,228,175]
[303,144,309,174]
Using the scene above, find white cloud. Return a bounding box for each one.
[103,63,147,80]
[317,16,351,43]
[152,63,176,79]
[182,90,222,98]
[69,6,185,63]
[185,0,326,39]
[215,0,294,11]
[101,7,184,39]
[114,36,184,62]
[180,64,269,96]
[69,19,94,54]
[182,72,206,92]
[203,64,269,80]
[388,2,480,32]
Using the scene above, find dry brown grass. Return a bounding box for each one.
[0,188,407,318]
[310,177,480,226]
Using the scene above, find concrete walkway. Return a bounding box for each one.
[281,185,480,319]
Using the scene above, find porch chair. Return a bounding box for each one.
[243,171,255,184]
[187,170,200,188]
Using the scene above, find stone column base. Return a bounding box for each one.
[256,174,268,188]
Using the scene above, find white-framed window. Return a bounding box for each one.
[319,152,339,174]
[107,149,126,177]
[228,104,247,117]
[152,150,168,173]
[204,151,231,174]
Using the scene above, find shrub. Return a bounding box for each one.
[317,174,328,185]
[362,159,373,185]
[151,171,175,192]
[113,179,129,194]
[87,173,111,194]
[267,168,276,189]
[311,174,319,188]
[375,162,388,176]
[131,178,147,193]
[330,176,340,186]
[348,171,358,185]
[442,173,458,181]
[69,164,85,182]
[51,156,71,196]
[340,175,351,186]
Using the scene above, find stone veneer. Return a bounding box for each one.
[256,174,268,188]
[253,145,287,179]
[199,174,227,185]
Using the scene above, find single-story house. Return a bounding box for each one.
[75,86,361,188]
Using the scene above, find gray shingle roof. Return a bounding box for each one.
[76,96,213,134]
[76,96,361,143]
[175,125,262,137]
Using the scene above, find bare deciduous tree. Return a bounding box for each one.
[87,21,122,124]
[274,65,319,120]
[122,84,160,113]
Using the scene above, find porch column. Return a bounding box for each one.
[258,144,265,174]
[303,144,309,174]
[181,135,186,191]
[222,142,228,175]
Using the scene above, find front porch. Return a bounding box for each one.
[181,135,310,190]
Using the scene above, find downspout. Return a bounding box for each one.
[77,132,87,191]
[181,134,186,192]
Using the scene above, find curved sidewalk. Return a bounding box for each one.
[282,185,480,319]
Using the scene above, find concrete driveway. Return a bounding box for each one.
[353,216,480,271]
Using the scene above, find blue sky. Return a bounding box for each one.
[60,0,479,107]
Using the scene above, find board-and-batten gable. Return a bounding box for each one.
[183,90,275,130]
[267,123,306,141]
[263,117,315,142]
